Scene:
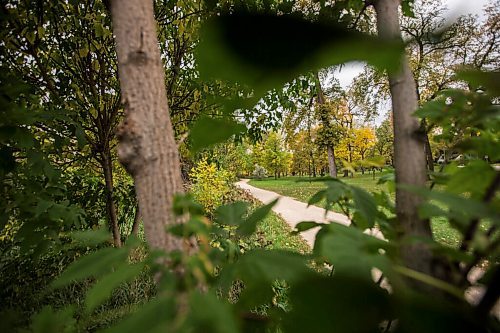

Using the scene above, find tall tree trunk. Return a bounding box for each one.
[422,119,435,172]
[110,0,185,253]
[101,151,122,247]
[373,0,435,280]
[327,145,337,178]
[130,203,141,236]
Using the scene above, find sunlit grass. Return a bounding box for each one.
[257,212,310,254]
[249,172,462,247]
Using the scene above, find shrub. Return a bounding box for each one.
[252,164,268,180]
[189,158,232,215]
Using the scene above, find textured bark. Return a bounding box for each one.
[101,151,122,247]
[373,0,435,278]
[110,0,184,253]
[327,145,337,178]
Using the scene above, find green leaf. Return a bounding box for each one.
[418,202,447,220]
[283,274,391,333]
[52,247,129,289]
[30,306,76,333]
[69,228,111,246]
[402,185,499,226]
[315,223,392,281]
[219,250,309,308]
[185,292,239,333]
[190,117,246,153]
[102,297,175,333]
[307,190,325,207]
[196,12,402,100]
[0,147,16,173]
[401,0,415,17]
[293,221,322,234]
[457,70,500,96]
[216,201,249,226]
[238,199,277,236]
[173,193,204,216]
[85,262,145,312]
[446,160,495,197]
[351,186,377,229]
[13,127,34,148]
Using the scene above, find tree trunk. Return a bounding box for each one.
[130,203,141,236]
[327,145,337,178]
[422,119,435,172]
[110,0,185,253]
[374,0,435,280]
[101,151,122,247]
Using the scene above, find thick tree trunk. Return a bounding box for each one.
[327,145,337,178]
[110,0,185,253]
[374,0,435,279]
[101,151,122,247]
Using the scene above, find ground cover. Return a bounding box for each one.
[248,172,461,247]
[255,213,311,253]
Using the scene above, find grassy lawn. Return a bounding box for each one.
[249,172,461,247]
[256,212,310,253]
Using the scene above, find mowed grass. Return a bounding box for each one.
[249,172,462,247]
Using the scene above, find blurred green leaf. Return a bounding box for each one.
[196,12,403,100]
[283,274,391,333]
[85,262,145,312]
[102,297,175,333]
[307,190,325,207]
[30,306,76,333]
[293,221,322,234]
[315,223,392,281]
[351,186,377,229]
[69,228,111,246]
[190,117,246,153]
[216,201,249,226]
[457,70,500,96]
[219,250,310,308]
[52,247,129,289]
[238,199,277,236]
[184,292,239,333]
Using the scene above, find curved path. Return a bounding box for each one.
[236,179,350,247]
[236,179,498,316]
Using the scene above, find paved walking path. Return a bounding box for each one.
[236,179,350,247]
[236,179,498,317]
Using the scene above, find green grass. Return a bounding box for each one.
[249,172,389,204]
[249,172,462,247]
[256,212,310,254]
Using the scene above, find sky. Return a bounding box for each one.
[335,0,491,89]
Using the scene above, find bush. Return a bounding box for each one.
[189,158,233,215]
[252,164,268,180]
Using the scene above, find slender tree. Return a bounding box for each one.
[372,0,435,281]
[110,0,186,253]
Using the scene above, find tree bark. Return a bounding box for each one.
[421,119,435,173]
[101,151,122,247]
[110,0,185,253]
[373,0,435,279]
[130,203,141,236]
[327,145,337,178]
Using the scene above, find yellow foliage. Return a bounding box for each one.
[189,158,232,215]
